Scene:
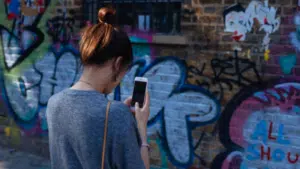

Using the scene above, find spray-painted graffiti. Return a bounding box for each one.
[276,12,300,75]
[279,54,297,75]
[0,0,81,135]
[188,51,261,101]
[224,1,280,60]
[46,9,77,45]
[128,31,154,61]
[108,56,220,167]
[3,44,80,135]
[212,79,300,169]
[223,3,252,42]
[246,0,280,53]
[290,12,300,52]
[2,0,50,70]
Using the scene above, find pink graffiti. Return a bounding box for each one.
[229,86,300,148]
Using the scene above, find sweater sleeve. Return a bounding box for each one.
[111,102,146,169]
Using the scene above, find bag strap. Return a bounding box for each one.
[101,101,111,169]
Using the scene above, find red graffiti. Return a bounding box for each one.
[268,122,276,140]
[260,146,271,161]
[254,86,300,112]
[7,13,17,20]
[288,152,299,164]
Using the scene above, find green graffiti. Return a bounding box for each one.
[156,137,169,169]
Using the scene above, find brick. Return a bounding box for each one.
[224,0,236,4]
[292,0,299,5]
[204,6,216,14]
[221,34,232,42]
[281,26,296,35]
[74,0,81,6]
[55,0,61,6]
[235,0,248,6]
[281,15,295,25]
[216,25,225,32]
[276,0,292,5]
[199,16,222,24]
[295,54,300,65]
[203,25,216,33]
[200,0,220,4]
[270,44,296,55]
[247,34,259,43]
[269,0,277,5]
[263,64,282,74]
[269,35,281,44]
[293,67,300,76]
[283,7,297,15]
[218,43,233,51]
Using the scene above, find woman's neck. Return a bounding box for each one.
[72,66,112,94]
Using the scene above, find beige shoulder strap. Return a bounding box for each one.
[101,101,111,169]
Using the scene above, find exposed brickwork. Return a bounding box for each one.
[0,0,300,169]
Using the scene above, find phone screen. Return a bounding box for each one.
[131,81,147,108]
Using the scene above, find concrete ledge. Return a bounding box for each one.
[129,33,188,46]
[152,35,188,45]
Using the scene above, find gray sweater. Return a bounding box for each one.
[46,89,145,169]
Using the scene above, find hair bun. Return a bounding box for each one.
[98,7,116,25]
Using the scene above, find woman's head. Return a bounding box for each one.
[79,7,133,92]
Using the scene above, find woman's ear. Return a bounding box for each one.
[114,56,123,71]
[112,56,124,81]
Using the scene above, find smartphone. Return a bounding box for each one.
[131,77,148,108]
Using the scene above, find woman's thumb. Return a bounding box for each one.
[135,102,140,110]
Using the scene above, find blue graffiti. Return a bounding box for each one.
[279,54,296,75]
[2,44,80,134]
[108,56,221,167]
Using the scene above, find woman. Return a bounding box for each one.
[46,7,150,169]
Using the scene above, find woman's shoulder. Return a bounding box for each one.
[109,101,136,127]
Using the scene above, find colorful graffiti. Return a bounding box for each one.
[1,0,299,168]
[2,0,49,70]
[276,12,299,75]
[0,0,81,135]
[223,1,280,60]
[108,56,221,167]
[128,30,154,61]
[188,51,262,101]
[212,79,300,169]
[0,1,221,168]
[290,12,300,52]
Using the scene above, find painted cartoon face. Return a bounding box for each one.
[258,7,280,34]
[246,1,280,34]
[225,11,248,41]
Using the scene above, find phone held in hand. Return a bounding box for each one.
[131,77,148,109]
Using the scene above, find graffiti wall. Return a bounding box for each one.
[212,79,300,169]
[1,0,300,169]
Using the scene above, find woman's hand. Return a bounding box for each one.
[123,96,132,107]
[123,96,135,114]
[134,90,150,143]
[123,91,150,143]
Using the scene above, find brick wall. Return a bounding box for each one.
[0,0,300,169]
